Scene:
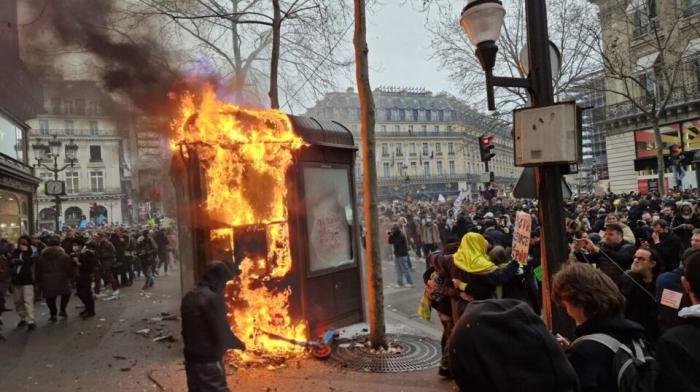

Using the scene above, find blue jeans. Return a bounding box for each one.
[394,255,414,286]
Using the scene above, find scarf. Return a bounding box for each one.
[453,232,496,274]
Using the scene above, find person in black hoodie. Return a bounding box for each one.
[651,218,683,273]
[553,262,646,392]
[73,238,98,319]
[449,299,579,392]
[181,261,245,391]
[656,250,700,392]
[11,235,37,331]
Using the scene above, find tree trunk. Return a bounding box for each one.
[353,0,386,350]
[269,0,281,109]
[653,121,666,196]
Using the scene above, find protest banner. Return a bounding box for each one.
[511,211,532,264]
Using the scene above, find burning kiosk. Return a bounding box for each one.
[170,90,363,359]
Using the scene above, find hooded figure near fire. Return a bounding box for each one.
[181,261,245,391]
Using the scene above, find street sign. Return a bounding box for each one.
[479,171,494,183]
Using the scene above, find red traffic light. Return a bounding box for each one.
[479,134,496,162]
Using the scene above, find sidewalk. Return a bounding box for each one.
[0,261,456,392]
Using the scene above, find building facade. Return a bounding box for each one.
[305,87,519,200]
[593,0,700,193]
[0,0,41,241]
[26,78,128,230]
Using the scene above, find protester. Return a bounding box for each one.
[622,247,662,341]
[35,236,74,322]
[651,218,683,273]
[96,231,119,300]
[0,240,12,331]
[573,223,635,287]
[388,224,414,288]
[656,249,700,391]
[154,228,170,276]
[449,299,579,392]
[10,235,37,331]
[552,262,647,392]
[71,237,97,319]
[137,229,158,290]
[181,261,245,391]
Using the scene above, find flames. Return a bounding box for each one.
[173,87,307,361]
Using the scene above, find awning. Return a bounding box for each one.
[636,52,659,71]
[685,38,700,57]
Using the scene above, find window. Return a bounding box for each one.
[90,171,104,192]
[89,145,102,162]
[39,120,49,136]
[399,109,406,121]
[63,100,74,114]
[449,161,456,175]
[434,125,439,132]
[447,125,453,132]
[408,125,414,134]
[395,125,400,132]
[435,143,442,153]
[423,162,430,176]
[412,110,419,121]
[421,125,427,133]
[410,143,416,154]
[65,171,79,194]
[396,144,402,155]
[50,98,61,114]
[89,121,99,136]
[437,161,443,175]
[695,58,700,84]
[87,101,99,115]
[448,142,454,154]
[383,162,390,177]
[410,162,417,175]
[381,125,386,133]
[64,120,74,135]
[426,110,432,121]
[422,143,429,155]
[381,143,389,156]
[438,110,444,122]
[75,99,86,115]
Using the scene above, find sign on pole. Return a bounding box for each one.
[511,211,532,264]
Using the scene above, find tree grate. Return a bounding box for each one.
[326,334,442,373]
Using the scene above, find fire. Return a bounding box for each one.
[173,87,307,361]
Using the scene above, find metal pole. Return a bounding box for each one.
[525,0,573,336]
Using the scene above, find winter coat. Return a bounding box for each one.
[621,272,659,341]
[154,230,169,253]
[136,235,158,263]
[35,246,74,297]
[0,253,11,283]
[77,248,99,275]
[575,240,635,287]
[670,214,700,248]
[181,262,245,363]
[652,232,683,272]
[388,229,409,257]
[656,304,700,392]
[10,248,36,286]
[567,315,646,392]
[97,239,116,270]
[420,223,440,245]
[656,268,692,333]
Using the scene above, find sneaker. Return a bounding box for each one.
[405,284,414,288]
[27,323,36,331]
[17,320,27,328]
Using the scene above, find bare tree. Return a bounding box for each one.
[586,0,700,195]
[127,0,352,110]
[423,0,600,115]
[353,0,386,350]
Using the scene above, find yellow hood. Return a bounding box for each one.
[453,232,496,274]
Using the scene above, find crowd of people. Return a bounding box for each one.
[383,190,700,392]
[0,226,177,337]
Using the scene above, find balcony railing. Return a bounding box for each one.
[376,131,464,138]
[33,128,106,137]
[593,81,700,123]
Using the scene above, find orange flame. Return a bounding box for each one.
[173,87,307,360]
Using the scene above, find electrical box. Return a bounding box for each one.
[513,101,581,166]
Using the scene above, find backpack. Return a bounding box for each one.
[573,333,658,392]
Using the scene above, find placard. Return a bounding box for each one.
[511,211,532,264]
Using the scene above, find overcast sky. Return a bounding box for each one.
[366,2,460,96]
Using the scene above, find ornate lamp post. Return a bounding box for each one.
[460,0,572,335]
[32,135,78,232]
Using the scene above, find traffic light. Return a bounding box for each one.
[479,134,495,162]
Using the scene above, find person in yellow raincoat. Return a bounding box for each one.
[449,232,521,322]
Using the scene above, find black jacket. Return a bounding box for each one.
[10,248,36,286]
[656,309,700,392]
[181,262,245,363]
[567,315,646,392]
[388,229,409,257]
[77,248,99,275]
[621,272,659,341]
[35,246,73,298]
[575,240,635,287]
[652,232,683,273]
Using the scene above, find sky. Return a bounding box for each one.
[365,1,460,96]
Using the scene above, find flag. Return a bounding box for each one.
[454,191,464,210]
[438,194,446,203]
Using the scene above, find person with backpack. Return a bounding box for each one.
[553,262,654,392]
[655,249,700,391]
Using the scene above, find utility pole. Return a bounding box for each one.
[525,0,572,334]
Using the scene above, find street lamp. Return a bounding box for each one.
[32,135,79,232]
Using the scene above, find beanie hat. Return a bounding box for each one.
[449,299,578,392]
